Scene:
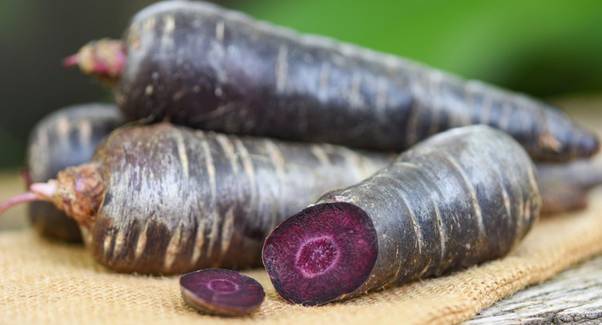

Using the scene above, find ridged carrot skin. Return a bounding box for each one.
[262,126,541,305]
[27,104,121,242]
[41,123,388,274]
[75,0,598,161]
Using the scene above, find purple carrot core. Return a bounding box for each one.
[262,202,378,305]
[180,268,265,316]
[295,236,340,278]
[208,279,239,293]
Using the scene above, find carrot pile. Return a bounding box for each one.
[2,0,601,316]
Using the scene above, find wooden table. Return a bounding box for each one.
[468,256,602,324]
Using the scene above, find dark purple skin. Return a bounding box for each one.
[27,104,122,242]
[263,126,541,305]
[180,268,264,316]
[24,123,388,275]
[537,159,602,215]
[106,1,599,162]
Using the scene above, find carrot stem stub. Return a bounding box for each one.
[180,269,265,316]
[263,203,377,305]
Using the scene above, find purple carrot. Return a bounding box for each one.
[26,104,122,242]
[1,123,389,274]
[180,268,264,316]
[263,126,541,305]
[66,1,598,162]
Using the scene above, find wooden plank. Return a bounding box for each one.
[467,255,602,324]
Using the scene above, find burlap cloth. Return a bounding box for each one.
[0,188,599,325]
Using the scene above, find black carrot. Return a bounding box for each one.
[2,123,388,274]
[67,1,598,161]
[27,104,122,242]
[263,126,541,305]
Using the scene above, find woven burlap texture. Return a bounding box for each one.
[1,189,602,325]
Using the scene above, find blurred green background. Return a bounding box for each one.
[0,0,601,169]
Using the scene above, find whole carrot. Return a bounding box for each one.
[27,104,122,242]
[66,1,598,161]
[2,123,388,274]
